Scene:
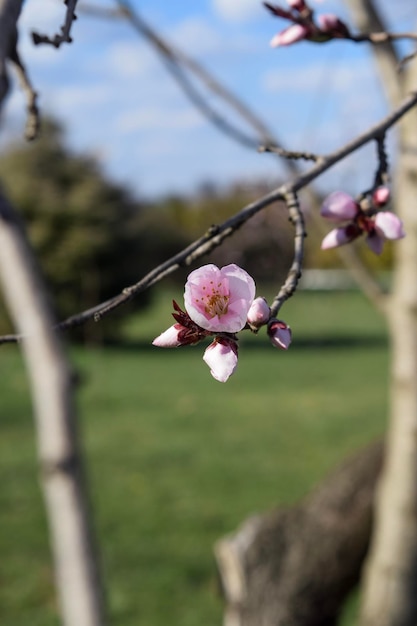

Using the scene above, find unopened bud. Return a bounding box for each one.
[270,23,310,47]
[286,0,307,11]
[152,324,184,348]
[320,191,359,221]
[247,297,271,328]
[268,319,292,350]
[317,13,350,37]
[372,186,390,207]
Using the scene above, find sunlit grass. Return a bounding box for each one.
[0,290,388,625]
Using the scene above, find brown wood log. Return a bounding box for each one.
[215,441,383,626]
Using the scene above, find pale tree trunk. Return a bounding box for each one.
[358,59,417,625]
[0,190,106,626]
[342,2,417,624]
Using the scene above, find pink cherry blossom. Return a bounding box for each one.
[320,191,358,222]
[203,338,238,383]
[268,320,292,350]
[184,264,255,333]
[270,23,310,47]
[320,189,405,255]
[364,212,405,255]
[247,297,271,328]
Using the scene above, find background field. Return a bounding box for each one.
[0,289,388,625]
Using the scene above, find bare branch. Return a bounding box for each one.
[2,90,415,344]
[0,0,40,139]
[81,0,388,310]
[270,192,305,317]
[32,0,79,48]
[8,46,40,140]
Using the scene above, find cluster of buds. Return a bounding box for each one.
[320,188,405,254]
[265,0,351,48]
[153,264,291,383]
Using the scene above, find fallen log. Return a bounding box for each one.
[215,441,383,626]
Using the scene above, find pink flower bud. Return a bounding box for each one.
[268,319,292,350]
[372,186,391,207]
[374,212,405,240]
[320,191,358,222]
[320,226,358,250]
[203,338,238,383]
[317,14,350,36]
[286,0,306,11]
[270,23,310,47]
[247,297,271,328]
[152,324,184,348]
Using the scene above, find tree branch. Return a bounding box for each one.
[32,0,79,48]
[0,0,40,138]
[2,90,416,344]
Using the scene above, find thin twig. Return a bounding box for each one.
[259,144,320,162]
[32,0,79,48]
[350,31,417,44]
[9,47,40,140]
[1,90,416,344]
[81,0,388,311]
[270,192,306,317]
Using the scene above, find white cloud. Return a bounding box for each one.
[212,0,264,22]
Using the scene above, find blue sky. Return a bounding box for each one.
[2,0,416,199]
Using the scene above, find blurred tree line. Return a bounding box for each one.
[0,119,392,343]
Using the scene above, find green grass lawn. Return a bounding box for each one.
[0,290,388,625]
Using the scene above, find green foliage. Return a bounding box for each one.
[0,291,386,626]
[0,120,188,342]
[156,183,296,285]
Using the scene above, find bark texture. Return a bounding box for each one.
[358,59,417,626]
[0,190,106,626]
[215,442,383,626]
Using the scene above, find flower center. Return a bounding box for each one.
[197,281,230,318]
[205,292,229,317]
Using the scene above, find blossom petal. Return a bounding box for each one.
[184,264,255,333]
[320,191,358,222]
[374,212,405,240]
[321,227,355,249]
[270,24,310,47]
[366,233,384,255]
[152,324,183,348]
[203,340,238,383]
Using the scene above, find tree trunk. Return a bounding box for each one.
[358,59,417,626]
[215,441,383,626]
[0,190,107,626]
